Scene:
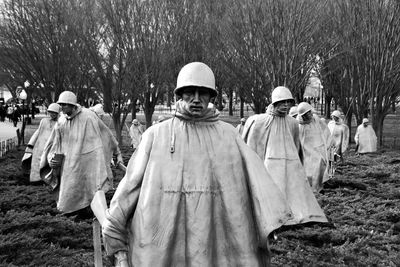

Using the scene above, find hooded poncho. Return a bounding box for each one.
[40,106,114,213]
[102,100,292,267]
[129,123,144,149]
[327,120,349,157]
[27,117,57,182]
[355,124,377,153]
[242,110,328,225]
[297,114,331,192]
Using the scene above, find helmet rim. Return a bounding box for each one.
[175,62,218,97]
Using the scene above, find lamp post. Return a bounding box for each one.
[18,88,27,145]
[31,98,36,119]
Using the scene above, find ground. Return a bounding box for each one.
[1,115,400,266]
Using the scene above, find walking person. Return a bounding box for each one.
[102,62,291,267]
[0,103,6,122]
[236,117,246,135]
[22,103,61,183]
[355,118,377,154]
[11,104,21,127]
[327,110,349,177]
[7,104,13,122]
[242,86,328,226]
[40,91,122,219]
[296,102,331,192]
[128,119,144,151]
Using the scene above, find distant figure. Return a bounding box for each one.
[11,104,21,127]
[0,103,6,122]
[129,119,144,151]
[236,117,246,135]
[7,104,14,122]
[327,110,349,177]
[242,86,328,226]
[22,103,60,182]
[355,118,377,154]
[289,106,298,118]
[328,110,349,161]
[296,102,331,192]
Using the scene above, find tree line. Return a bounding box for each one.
[0,0,399,145]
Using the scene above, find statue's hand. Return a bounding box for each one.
[114,251,129,267]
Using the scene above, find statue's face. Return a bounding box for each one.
[60,103,75,116]
[181,87,211,117]
[302,110,313,121]
[274,100,293,115]
[48,111,58,120]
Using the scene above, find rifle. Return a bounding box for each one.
[91,162,127,267]
[91,162,126,224]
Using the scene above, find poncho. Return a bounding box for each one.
[40,106,112,213]
[242,112,328,225]
[355,124,377,153]
[129,124,143,148]
[27,117,57,182]
[103,101,292,267]
[327,120,349,157]
[298,114,331,192]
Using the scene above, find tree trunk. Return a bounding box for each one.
[253,100,266,114]
[112,112,123,145]
[102,79,113,113]
[217,87,223,111]
[325,95,332,119]
[131,105,136,121]
[228,88,233,116]
[130,97,138,122]
[144,106,154,129]
[346,111,352,144]
[240,97,244,118]
[31,103,35,119]
[320,93,324,116]
[374,113,385,148]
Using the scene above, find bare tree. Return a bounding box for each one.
[0,0,96,103]
[322,0,400,146]
[220,0,327,113]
